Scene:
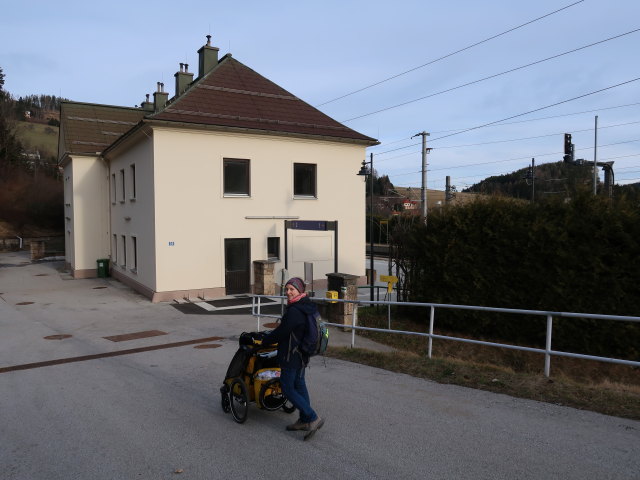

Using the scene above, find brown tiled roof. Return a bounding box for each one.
[59,102,145,156]
[152,56,377,144]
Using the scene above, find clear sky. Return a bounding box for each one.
[2,0,639,189]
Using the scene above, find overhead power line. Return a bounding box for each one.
[428,77,640,143]
[369,101,640,153]
[344,27,640,123]
[375,120,640,162]
[386,138,640,179]
[316,0,585,107]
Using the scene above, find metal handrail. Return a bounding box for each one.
[251,295,640,377]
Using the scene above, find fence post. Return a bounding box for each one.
[351,301,357,348]
[387,302,391,330]
[428,306,435,358]
[544,314,553,377]
[256,297,261,331]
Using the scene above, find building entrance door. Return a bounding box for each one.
[224,238,251,294]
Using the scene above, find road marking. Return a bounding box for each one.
[0,336,225,374]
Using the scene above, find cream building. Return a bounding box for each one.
[59,36,377,302]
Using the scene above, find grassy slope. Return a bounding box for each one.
[15,121,59,158]
[327,310,640,421]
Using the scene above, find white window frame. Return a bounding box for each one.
[111,173,116,204]
[223,158,251,197]
[293,162,317,198]
[121,235,127,268]
[267,236,280,261]
[119,169,125,203]
[112,234,117,264]
[131,236,138,273]
[129,164,136,201]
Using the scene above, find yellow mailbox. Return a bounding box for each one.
[326,290,338,303]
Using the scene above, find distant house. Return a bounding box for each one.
[402,199,418,210]
[59,36,378,302]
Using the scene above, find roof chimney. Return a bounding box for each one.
[174,62,194,97]
[153,82,169,112]
[141,93,154,112]
[197,34,219,78]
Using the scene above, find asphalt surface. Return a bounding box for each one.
[1,251,639,480]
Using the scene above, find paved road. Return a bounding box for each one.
[1,251,639,479]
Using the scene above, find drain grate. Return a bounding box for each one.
[44,334,72,340]
[103,330,168,342]
[194,344,222,349]
[16,302,34,306]
[93,286,107,289]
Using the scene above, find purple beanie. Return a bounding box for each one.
[285,277,305,293]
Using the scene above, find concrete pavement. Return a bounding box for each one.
[1,250,639,480]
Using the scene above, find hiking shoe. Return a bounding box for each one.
[303,417,324,441]
[286,420,308,431]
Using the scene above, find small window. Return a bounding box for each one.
[111,173,116,204]
[130,164,136,200]
[267,237,280,260]
[119,169,125,202]
[131,236,138,272]
[223,158,250,196]
[112,234,117,264]
[121,235,127,267]
[294,163,316,197]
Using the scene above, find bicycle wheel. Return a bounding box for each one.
[258,379,287,411]
[229,378,249,423]
[220,384,231,413]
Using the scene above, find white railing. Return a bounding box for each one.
[252,295,640,377]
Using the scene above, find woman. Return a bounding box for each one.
[261,277,324,441]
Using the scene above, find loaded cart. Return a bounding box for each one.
[220,331,295,423]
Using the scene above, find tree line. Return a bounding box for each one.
[0,66,64,232]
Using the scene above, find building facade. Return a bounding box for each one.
[59,36,377,302]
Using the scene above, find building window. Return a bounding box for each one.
[111,173,116,204]
[294,163,316,197]
[130,164,136,200]
[121,235,127,267]
[267,237,280,260]
[131,236,138,272]
[223,158,250,196]
[112,234,117,264]
[119,169,125,202]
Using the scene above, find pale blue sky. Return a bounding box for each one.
[2,0,639,188]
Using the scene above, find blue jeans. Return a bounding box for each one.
[280,367,317,423]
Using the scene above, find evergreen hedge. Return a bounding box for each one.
[390,194,640,359]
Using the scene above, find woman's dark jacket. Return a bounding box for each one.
[262,296,317,369]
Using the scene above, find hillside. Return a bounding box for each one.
[15,120,59,159]
[463,161,640,200]
[0,79,65,237]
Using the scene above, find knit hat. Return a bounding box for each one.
[285,277,306,293]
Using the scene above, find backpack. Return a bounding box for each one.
[300,310,329,357]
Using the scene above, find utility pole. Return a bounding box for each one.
[523,158,535,203]
[411,131,431,223]
[593,115,598,196]
[531,158,535,203]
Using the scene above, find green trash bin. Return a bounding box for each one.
[97,258,110,278]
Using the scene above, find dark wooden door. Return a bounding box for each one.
[224,238,251,294]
